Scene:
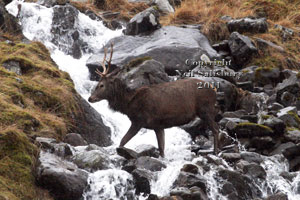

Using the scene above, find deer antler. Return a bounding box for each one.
[95,43,114,77]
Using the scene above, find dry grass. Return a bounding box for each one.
[71,0,149,21]
[160,0,300,70]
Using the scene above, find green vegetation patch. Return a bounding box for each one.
[0,41,77,199]
[124,56,152,71]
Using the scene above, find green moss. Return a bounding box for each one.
[287,111,300,126]
[20,84,61,111]
[261,114,272,120]
[236,122,273,133]
[286,127,300,132]
[0,130,38,200]
[125,56,152,70]
[1,56,37,74]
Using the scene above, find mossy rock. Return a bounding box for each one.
[0,41,78,199]
[124,56,152,71]
[0,129,53,200]
[287,111,300,128]
[233,122,274,138]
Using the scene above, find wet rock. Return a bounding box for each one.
[51,5,84,59]
[160,196,183,200]
[135,144,160,158]
[132,169,152,194]
[35,137,73,158]
[265,192,288,200]
[255,38,284,53]
[228,32,258,69]
[71,149,110,172]
[254,67,281,86]
[243,163,266,179]
[277,106,300,128]
[122,159,137,173]
[233,122,273,138]
[282,143,300,160]
[276,74,300,105]
[241,115,258,123]
[124,7,160,36]
[170,187,208,200]
[119,58,170,89]
[37,0,69,7]
[280,171,297,182]
[238,92,269,114]
[227,17,268,34]
[218,169,253,200]
[237,65,258,83]
[219,117,249,131]
[284,129,300,143]
[240,152,263,164]
[180,117,206,139]
[270,142,296,156]
[212,40,230,52]
[155,0,174,13]
[249,136,276,151]
[73,95,112,146]
[147,194,160,200]
[64,133,87,146]
[221,153,241,163]
[280,91,297,107]
[35,151,88,200]
[117,147,138,160]
[223,110,247,118]
[180,164,199,174]
[87,26,219,76]
[2,60,22,75]
[173,172,206,192]
[268,103,284,112]
[262,116,286,135]
[135,156,166,172]
[275,24,294,41]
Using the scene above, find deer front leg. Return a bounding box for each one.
[154,129,165,157]
[119,123,141,147]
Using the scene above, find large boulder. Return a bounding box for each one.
[275,74,300,106]
[238,91,269,114]
[64,133,87,146]
[87,26,219,76]
[117,58,170,89]
[71,149,111,172]
[155,0,174,13]
[72,95,112,146]
[227,17,268,34]
[124,7,160,36]
[35,151,88,200]
[218,169,255,200]
[228,32,258,69]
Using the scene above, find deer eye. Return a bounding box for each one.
[99,84,104,88]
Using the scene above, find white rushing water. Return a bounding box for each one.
[6,1,300,199]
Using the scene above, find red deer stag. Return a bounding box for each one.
[88,44,219,157]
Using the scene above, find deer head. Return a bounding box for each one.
[88,43,114,103]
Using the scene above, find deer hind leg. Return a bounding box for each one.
[154,129,165,157]
[119,123,141,147]
[198,108,219,155]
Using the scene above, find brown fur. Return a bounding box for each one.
[89,76,219,157]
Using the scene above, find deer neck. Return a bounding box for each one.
[107,81,136,114]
